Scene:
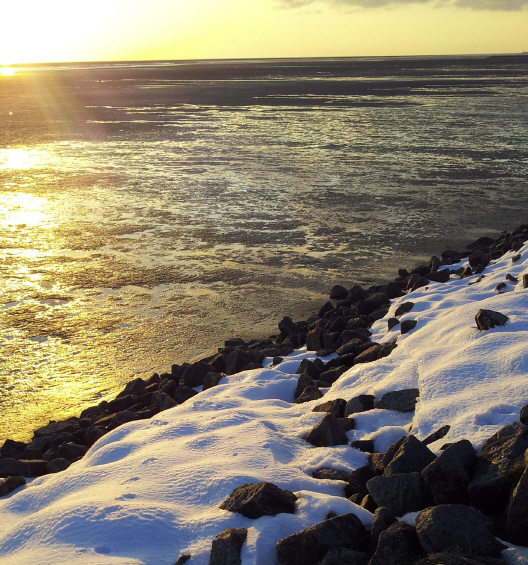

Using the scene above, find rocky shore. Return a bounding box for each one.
[2,223,528,565]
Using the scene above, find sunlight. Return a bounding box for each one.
[1,193,49,229]
[0,66,16,76]
[0,148,45,170]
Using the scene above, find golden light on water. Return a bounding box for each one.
[0,66,16,76]
[0,147,45,170]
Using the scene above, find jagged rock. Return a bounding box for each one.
[0,458,19,478]
[17,459,48,477]
[175,555,191,565]
[57,442,88,462]
[384,435,436,476]
[313,468,351,482]
[350,440,374,453]
[354,344,382,364]
[209,527,247,565]
[428,256,441,272]
[401,320,418,334]
[47,458,71,473]
[319,548,368,565]
[151,391,177,411]
[441,249,463,265]
[225,350,252,375]
[0,475,26,497]
[220,482,297,519]
[305,414,349,447]
[395,302,414,317]
[174,386,198,404]
[33,418,80,438]
[379,339,398,359]
[347,465,375,497]
[356,293,390,317]
[388,318,400,330]
[378,282,405,299]
[368,507,397,555]
[296,358,324,378]
[203,372,223,391]
[296,385,323,404]
[469,422,528,515]
[467,236,494,250]
[345,395,375,417]
[369,522,424,565]
[276,513,368,565]
[468,249,490,272]
[506,467,528,545]
[306,325,324,351]
[415,505,497,556]
[313,399,346,418]
[181,361,216,387]
[338,418,355,432]
[422,425,450,446]
[369,305,390,324]
[421,440,478,505]
[375,389,420,413]
[367,472,432,516]
[278,316,300,336]
[426,270,450,283]
[336,338,363,356]
[475,309,509,330]
[318,367,347,384]
[0,439,26,460]
[348,285,369,304]
[295,373,315,399]
[330,285,349,300]
[360,494,377,512]
[407,275,429,292]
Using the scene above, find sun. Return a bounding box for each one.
[0,67,16,76]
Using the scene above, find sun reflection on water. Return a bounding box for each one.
[0,147,46,170]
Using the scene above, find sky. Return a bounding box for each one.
[0,0,527,65]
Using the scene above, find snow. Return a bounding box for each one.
[1,245,528,564]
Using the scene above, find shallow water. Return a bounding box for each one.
[1,56,528,443]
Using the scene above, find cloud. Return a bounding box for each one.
[276,0,528,10]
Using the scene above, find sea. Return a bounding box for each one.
[1,55,528,444]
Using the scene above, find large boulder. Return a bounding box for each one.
[369,522,424,565]
[305,414,349,447]
[344,395,375,417]
[367,472,432,517]
[209,527,247,565]
[181,361,216,387]
[356,293,390,317]
[219,482,297,519]
[368,506,397,555]
[375,389,420,413]
[384,435,436,476]
[276,513,368,565]
[313,399,347,418]
[225,350,252,375]
[475,309,509,331]
[415,505,497,556]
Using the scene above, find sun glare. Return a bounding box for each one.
[0,67,16,76]
[0,148,44,170]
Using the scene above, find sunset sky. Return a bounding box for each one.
[0,0,527,65]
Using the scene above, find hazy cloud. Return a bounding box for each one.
[276,0,528,10]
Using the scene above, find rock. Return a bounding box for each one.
[278,316,300,336]
[306,325,324,351]
[312,468,351,482]
[57,442,88,462]
[354,344,382,364]
[47,458,71,473]
[151,391,177,411]
[203,372,223,391]
[0,439,26,460]
[395,302,414,317]
[296,359,323,379]
[345,395,375,417]
[407,275,429,292]
[520,403,528,425]
[428,256,441,272]
[313,399,346,418]
[469,422,528,515]
[350,440,374,453]
[506,467,528,545]
[225,350,252,375]
[384,435,436,476]
[220,482,297,519]
[330,285,349,300]
[421,439,478,505]
[17,459,48,477]
[378,282,405,300]
[468,249,490,272]
[359,493,377,512]
[356,293,390,317]
[319,548,368,565]
[422,425,450,446]
[295,373,315,399]
[400,320,417,334]
[368,507,397,555]
[0,458,19,478]
[173,386,198,404]
[347,465,375,497]
[379,339,398,359]
[305,414,349,447]
[209,527,247,565]
[412,550,509,564]
[0,475,26,497]
[33,418,80,437]
[467,236,494,250]
[415,505,497,556]
[475,309,509,330]
[336,338,363,356]
[367,472,432,516]
[338,418,355,432]
[275,513,368,565]
[369,305,390,324]
[296,385,323,404]
[369,522,424,565]
[348,285,369,304]
[441,249,463,264]
[182,361,216,387]
[426,270,450,283]
[375,389,420,413]
[175,555,192,565]
[388,318,400,331]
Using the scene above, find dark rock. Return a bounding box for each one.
[305,414,349,447]
[296,359,323,379]
[0,458,19,478]
[512,253,522,263]
[368,507,397,555]
[354,344,382,364]
[295,373,315,399]
[47,458,71,473]
[422,425,450,446]
[272,356,283,365]
[175,555,192,565]
[506,467,528,545]
[388,318,400,331]
[203,372,223,391]
[395,302,414,317]
[400,319,418,334]
[375,389,420,413]
[296,385,323,404]
[378,282,405,299]
[84,427,106,447]
[407,275,429,292]
[367,472,432,516]
[360,493,377,512]
[322,332,342,350]
[384,435,436,476]
[306,325,324,351]
[329,316,347,334]
[468,249,490,271]
[412,550,509,564]
[369,522,424,565]
[426,270,450,283]
[421,439,478,505]
[428,256,441,272]
[520,403,528,425]
[356,293,390,317]
[319,301,335,318]
[18,459,48,477]
[459,266,473,279]
[345,395,375,417]
[312,468,351,482]
[319,548,368,565]
[324,353,356,370]
[441,249,463,264]
[242,362,263,371]
[160,380,178,397]
[475,309,509,330]
[346,465,376,497]
[415,505,497,556]
[506,273,518,282]
[368,305,390,324]
[338,418,355,432]
[275,513,368,565]
[57,442,88,462]
[209,527,247,565]
[318,367,347,384]
[0,475,26,497]
[107,394,136,414]
[412,265,431,277]
[225,337,245,348]
[0,439,27,460]
[313,399,346,418]
[80,403,109,422]
[174,386,198,404]
[350,440,374,453]
[378,339,398,359]
[151,391,177,411]
[329,285,349,300]
[348,493,364,505]
[210,354,227,374]
[495,282,507,292]
[348,285,369,304]
[467,236,494,250]
[220,482,297,519]
[524,273,528,289]
[336,338,363,357]
[182,361,216,387]
[225,349,252,375]
[33,418,80,438]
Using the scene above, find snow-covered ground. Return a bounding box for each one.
[1,245,528,564]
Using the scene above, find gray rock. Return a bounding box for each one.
[173,386,198,404]
[369,522,424,565]
[0,475,26,497]
[384,435,436,476]
[47,458,71,473]
[388,318,400,331]
[203,372,223,391]
[0,439,26,460]
[368,506,397,555]
[506,467,528,546]
[183,361,217,386]
[330,285,349,300]
[276,513,368,565]
[336,338,363,357]
[319,548,368,565]
[296,385,323,404]
[395,302,414,317]
[475,309,509,331]
[421,439,478,505]
[151,391,177,411]
[347,465,375,497]
[295,373,315,399]
[354,345,382,364]
[0,458,19,478]
[422,425,450,446]
[305,414,349,447]
[415,505,496,556]
[306,325,324,351]
[312,468,351,482]
[209,527,247,565]
[345,395,375,417]
[401,320,418,334]
[375,389,420,413]
[367,472,432,516]
[313,399,346,418]
[225,350,252,375]
[220,482,297,519]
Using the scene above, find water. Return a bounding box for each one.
[1,55,528,444]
